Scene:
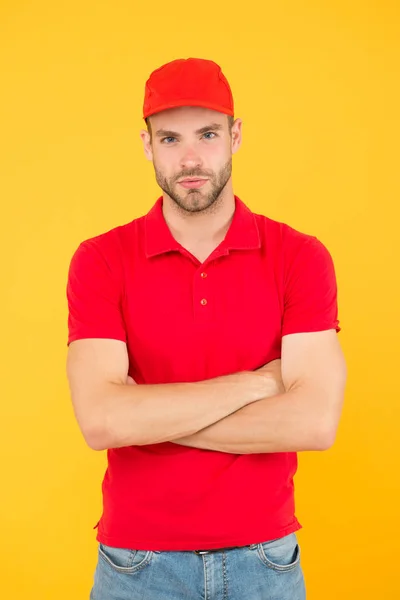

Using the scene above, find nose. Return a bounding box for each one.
[179,145,203,171]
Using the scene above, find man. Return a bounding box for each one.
[66,57,347,600]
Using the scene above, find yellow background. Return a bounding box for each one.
[1,1,399,598]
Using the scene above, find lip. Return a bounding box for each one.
[178,178,208,189]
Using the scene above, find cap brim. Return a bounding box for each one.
[143,98,234,119]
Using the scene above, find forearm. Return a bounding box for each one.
[173,385,329,454]
[90,371,268,450]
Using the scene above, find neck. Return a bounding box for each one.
[161,183,236,247]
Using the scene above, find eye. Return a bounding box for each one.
[203,132,217,139]
[161,137,176,144]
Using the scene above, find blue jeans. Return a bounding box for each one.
[90,532,306,599]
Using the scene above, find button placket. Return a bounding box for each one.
[200,269,208,306]
[194,267,211,322]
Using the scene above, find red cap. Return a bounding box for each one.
[143,58,234,120]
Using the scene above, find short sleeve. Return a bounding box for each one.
[282,236,341,336]
[66,240,127,346]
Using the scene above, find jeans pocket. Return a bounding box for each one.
[98,543,153,574]
[257,533,301,572]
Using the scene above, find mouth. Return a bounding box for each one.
[178,178,208,189]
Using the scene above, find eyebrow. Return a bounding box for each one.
[154,122,224,138]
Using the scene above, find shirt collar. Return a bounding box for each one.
[145,195,261,259]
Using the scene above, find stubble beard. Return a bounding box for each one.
[154,158,232,214]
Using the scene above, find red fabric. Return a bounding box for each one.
[66,195,341,551]
[143,57,234,119]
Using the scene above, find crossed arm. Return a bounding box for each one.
[171,330,347,454]
[68,329,346,454]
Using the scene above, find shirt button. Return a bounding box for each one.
[200,272,207,278]
[200,298,207,306]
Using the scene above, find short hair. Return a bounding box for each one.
[145,114,235,141]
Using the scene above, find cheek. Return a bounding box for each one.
[153,148,180,172]
[206,141,230,163]
[153,155,173,177]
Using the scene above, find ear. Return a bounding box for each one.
[231,118,243,155]
[140,129,153,161]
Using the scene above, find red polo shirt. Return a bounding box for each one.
[66,195,341,551]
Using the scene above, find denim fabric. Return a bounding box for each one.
[90,532,306,599]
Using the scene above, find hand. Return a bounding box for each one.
[255,358,285,397]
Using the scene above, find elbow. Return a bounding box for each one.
[86,437,107,452]
[83,420,142,451]
[314,422,338,451]
[82,416,112,451]
[85,426,109,451]
[313,398,344,451]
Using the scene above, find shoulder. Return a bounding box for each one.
[254,212,328,256]
[71,214,145,263]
